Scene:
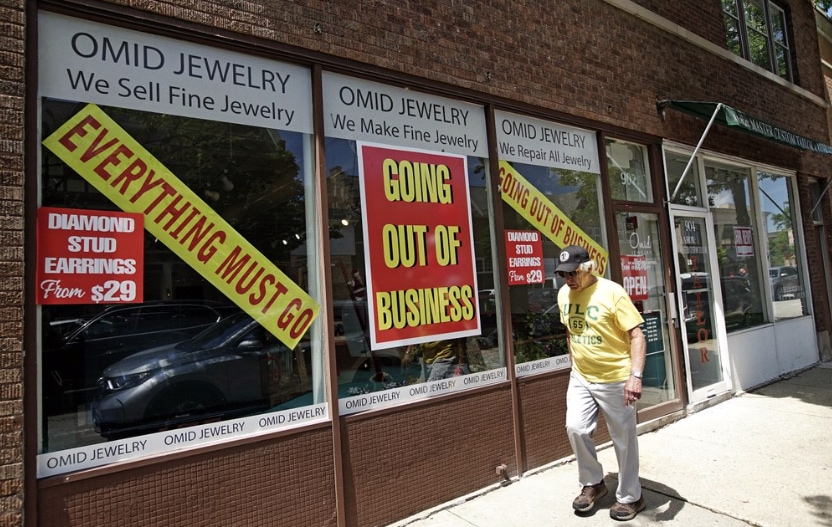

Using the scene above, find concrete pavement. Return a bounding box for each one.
[388,363,832,527]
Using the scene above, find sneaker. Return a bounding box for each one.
[572,481,608,512]
[610,496,646,521]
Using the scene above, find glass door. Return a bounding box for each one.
[615,212,677,409]
[670,212,732,403]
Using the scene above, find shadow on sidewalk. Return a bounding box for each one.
[804,495,832,527]
[748,365,832,409]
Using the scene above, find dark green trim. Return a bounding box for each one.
[657,100,832,155]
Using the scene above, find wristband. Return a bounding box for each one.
[630,370,642,379]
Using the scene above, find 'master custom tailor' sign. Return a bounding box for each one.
[657,100,832,156]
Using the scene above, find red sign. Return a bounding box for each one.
[734,226,754,257]
[358,143,480,349]
[36,207,144,305]
[620,255,648,301]
[504,230,544,285]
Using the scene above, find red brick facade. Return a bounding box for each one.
[0,0,25,525]
[3,1,831,526]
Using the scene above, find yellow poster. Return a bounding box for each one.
[498,160,608,274]
[42,104,319,348]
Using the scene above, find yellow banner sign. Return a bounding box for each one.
[43,104,319,348]
[498,161,608,274]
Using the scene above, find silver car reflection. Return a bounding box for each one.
[92,312,308,439]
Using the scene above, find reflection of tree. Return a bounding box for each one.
[42,101,307,263]
[707,165,765,327]
[759,173,793,266]
[674,183,699,207]
[552,169,602,237]
[771,204,791,230]
[667,153,699,206]
[768,230,793,266]
[768,204,794,266]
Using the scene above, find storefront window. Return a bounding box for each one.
[494,110,605,376]
[705,161,765,330]
[758,171,807,319]
[322,73,506,414]
[665,150,703,207]
[606,139,652,203]
[37,13,325,477]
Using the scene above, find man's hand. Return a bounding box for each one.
[624,376,642,406]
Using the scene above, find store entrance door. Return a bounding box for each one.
[670,211,732,404]
[615,212,679,411]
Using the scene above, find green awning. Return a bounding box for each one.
[657,100,832,155]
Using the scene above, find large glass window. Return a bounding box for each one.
[322,73,505,414]
[37,13,324,477]
[665,150,704,207]
[40,102,324,461]
[668,146,808,329]
[722,0,793,81]
[606,139,652,203]
[495,110,605,376]
[705,161,765,330]
[758,171,807,319]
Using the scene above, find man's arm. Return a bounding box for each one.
[624,325,646,406]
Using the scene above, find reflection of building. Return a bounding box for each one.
[6,2,832,527]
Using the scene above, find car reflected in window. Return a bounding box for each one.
[769,266,800,301]
[43,300,237,417]
[92,312,312,439]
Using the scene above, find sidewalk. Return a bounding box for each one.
[389,363,832,527]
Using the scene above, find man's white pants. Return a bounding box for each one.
[565,370,641,503]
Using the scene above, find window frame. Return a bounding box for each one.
[662,143,810,326]
[722,0,793,81]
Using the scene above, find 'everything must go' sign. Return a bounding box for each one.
[42,103,319,349]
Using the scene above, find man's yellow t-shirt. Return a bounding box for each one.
[558,277,644,383]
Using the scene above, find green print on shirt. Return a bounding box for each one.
[570,333,603,345]
[561,303,599,320]
[563,302,604,344]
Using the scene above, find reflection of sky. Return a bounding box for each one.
[281,131,306,165]
[711,189,733,208]
[758,175,790,230]
[509,161,581,195]
[326,138,358,175]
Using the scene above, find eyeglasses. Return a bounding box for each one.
[556,270,579,278]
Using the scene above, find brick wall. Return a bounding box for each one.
[38,428,337,527]
[8,1,832,526]
[0,1,24,526]
[341,387,516,527]
[89,0,827,166]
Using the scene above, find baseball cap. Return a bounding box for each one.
[555,245,590,273]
